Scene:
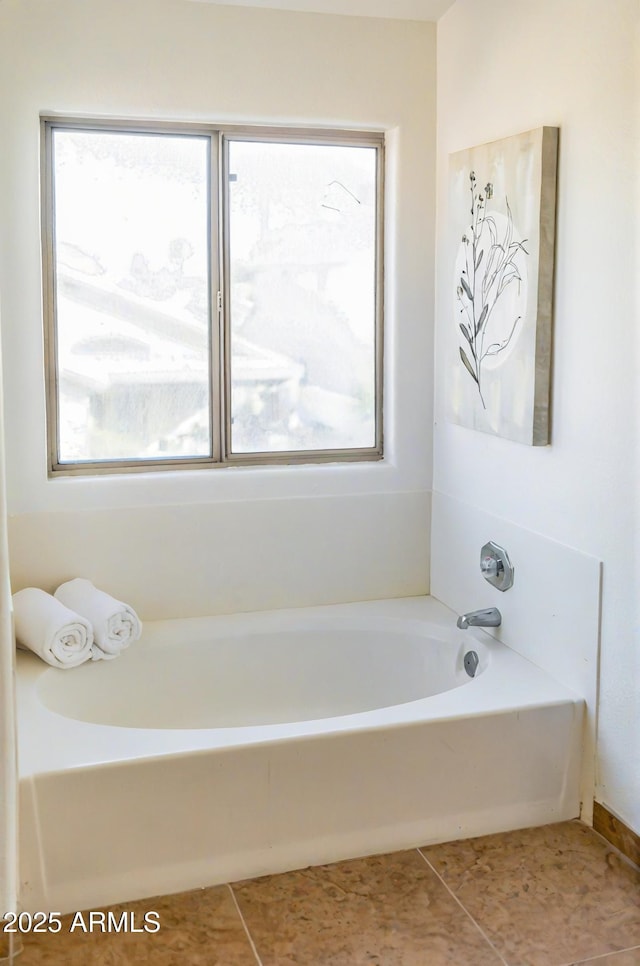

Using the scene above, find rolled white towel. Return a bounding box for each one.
[54,578,142,661]
[12,587,94,669]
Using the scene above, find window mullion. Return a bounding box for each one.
[209,130,223,463]
[220,133,233,462]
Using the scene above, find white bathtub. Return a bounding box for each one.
[16,596,584,914]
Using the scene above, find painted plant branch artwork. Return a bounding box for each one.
[447,127,558,446]
[456,172,528,409]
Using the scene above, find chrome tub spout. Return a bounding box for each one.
[456,607,502,630]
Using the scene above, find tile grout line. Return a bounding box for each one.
[556,943,640,966]
[416,847,510,966]
[227,883,265,966]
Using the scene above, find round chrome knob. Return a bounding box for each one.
[481,555,502,578]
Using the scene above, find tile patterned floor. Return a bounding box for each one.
[12,821,640,966]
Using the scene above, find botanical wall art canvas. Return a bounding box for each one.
[447,127,558,445]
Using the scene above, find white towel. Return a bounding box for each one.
[54,578,142,661]
[12,587,94,669]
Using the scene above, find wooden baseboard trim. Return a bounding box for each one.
[593,801,640,869]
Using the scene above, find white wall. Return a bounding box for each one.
[0,0,436,614]
[435,0,639,833]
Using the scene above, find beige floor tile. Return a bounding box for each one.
[232,849,505,965]
[0,931,10,961]
[570,948,640,964]
[17,885,257,965]
[421,821,640,966]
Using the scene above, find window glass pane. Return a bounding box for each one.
[227,140,378,453]
[52,129,211,462]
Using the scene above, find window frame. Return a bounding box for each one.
[41,116,385,476]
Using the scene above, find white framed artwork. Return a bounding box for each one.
[447,127,558,445]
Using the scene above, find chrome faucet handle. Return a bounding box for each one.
[480,541,514,591]
[481,555,502,579]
